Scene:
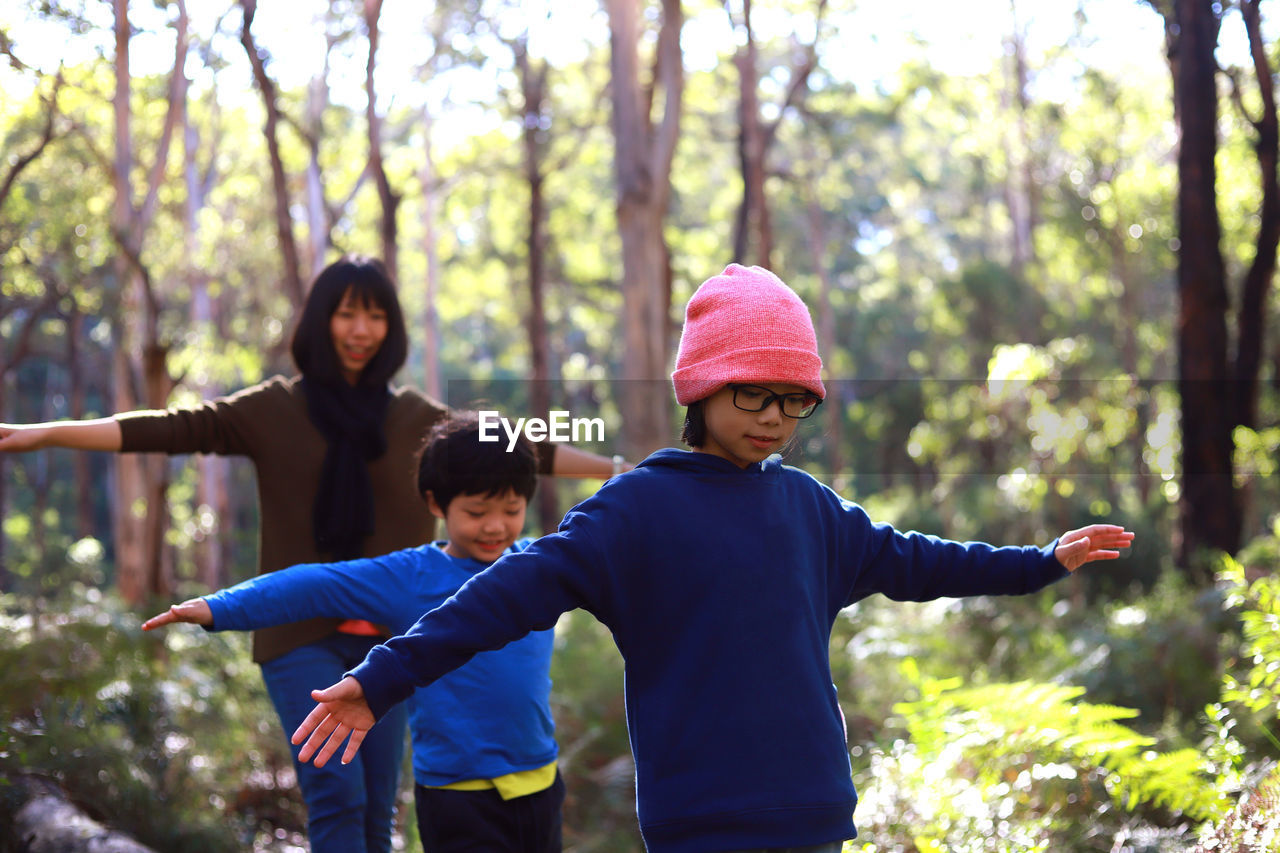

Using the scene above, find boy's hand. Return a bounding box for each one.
[292,677,375,767]
[1054,524,1135,572]
[142,598,214,630]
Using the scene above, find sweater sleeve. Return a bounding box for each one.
[835,494,1067,606]
[116,377,289,456]
[350,517,608,720]
[205,549,424,633]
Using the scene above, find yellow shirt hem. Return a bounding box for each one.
[426,760,558,801]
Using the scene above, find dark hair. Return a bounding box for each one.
[290,255,408,386]
[681,402,706,447]
[417,412,539,511]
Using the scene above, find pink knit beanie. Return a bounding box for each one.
[671,264,826,406]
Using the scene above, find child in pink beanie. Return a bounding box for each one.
[290,263,1134,853]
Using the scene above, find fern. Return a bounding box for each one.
[891,673,1228,823]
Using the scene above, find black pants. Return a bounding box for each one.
[414,771,565,853]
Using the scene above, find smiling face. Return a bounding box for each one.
[428,488,528,564]
[696,382,806,468]
[329,287,389,384]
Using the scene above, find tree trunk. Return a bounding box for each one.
[110,0,185,604]
[1003,0,1037,276]
[420,106,443,399]
[305,71,329,277]
[66,308,95,538]
[728,0,824,269]
[1233,0,1279,433]
[184,92,228,590]
[364,0,400,281]
[1171,0,1238,575]
[9,776,158,853]
[240,0,306,311]
[804,192,843,489]
[515,39,560,533]
[730,0,770,267]
[605,0,683,459]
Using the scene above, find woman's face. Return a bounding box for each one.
[329,287,389,384]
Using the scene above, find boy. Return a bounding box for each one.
[145,413,565,853]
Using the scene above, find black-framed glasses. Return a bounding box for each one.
[727,384,823,419]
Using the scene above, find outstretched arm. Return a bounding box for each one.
[141,598,214,630]
[549,444,632,479]
[1053,524,1135,572]
[0,418,122,453]
[292,676,375,767]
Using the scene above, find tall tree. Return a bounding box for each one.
[1149,0,1280,574]
[110,0,189,603]
[182,28,232,589]
[605,0,683,458]
[363,0,400,281]
[512,33,561,533]
[1229,0,1279,434]
[724,0,826,269]
[239,0,306,310]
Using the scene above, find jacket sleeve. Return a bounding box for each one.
[205,550,420,632]
[835,493,1067,607]
[349,512,610,720]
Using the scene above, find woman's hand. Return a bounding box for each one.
[0,419,122,452]
[0,425,52,453]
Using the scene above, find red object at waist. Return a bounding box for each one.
[336,619,383,637]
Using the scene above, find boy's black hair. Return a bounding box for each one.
[417,412,538,511]
[681,402,706,448]
[290,255,409,387]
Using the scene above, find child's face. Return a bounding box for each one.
[696,382,806,468]
[429,489,528,564]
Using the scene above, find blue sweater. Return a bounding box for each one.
[204,540,557,787]
[350,449,1067,852]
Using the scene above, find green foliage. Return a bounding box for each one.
[0,584,306,852]
[1220,545,1280,723]
[547,610,643,852]
[853,669,1224,852]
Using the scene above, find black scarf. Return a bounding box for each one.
[301,376,391,560]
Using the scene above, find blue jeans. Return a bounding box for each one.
[261,633,409,853]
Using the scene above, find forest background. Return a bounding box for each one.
[4,0,1280,850]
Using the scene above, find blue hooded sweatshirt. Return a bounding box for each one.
[350,449,1067,852]
[203,539,556,787]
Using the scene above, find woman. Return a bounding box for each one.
[0,255,619,852]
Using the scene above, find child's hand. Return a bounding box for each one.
[1054,524,1135,572]
[142,598,214,630]
[292,676,375,768]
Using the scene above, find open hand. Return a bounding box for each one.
[1054,524,1135,572]
[0,425,48,453]
[292,677,375,767]
[142,598,214,630]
